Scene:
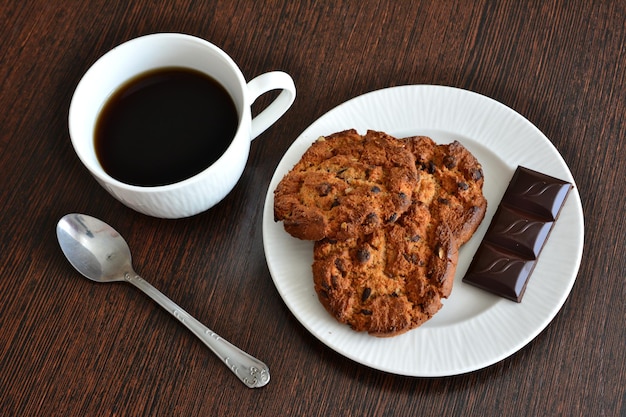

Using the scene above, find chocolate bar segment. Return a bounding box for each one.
[463,166,572,302]
[504,167,572,221]
[486,205,553,259]
[463,243,537,301]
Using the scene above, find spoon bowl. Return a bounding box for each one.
[56,213,269,388]
[57,214,132,282]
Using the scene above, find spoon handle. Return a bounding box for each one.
[125,272,270,388]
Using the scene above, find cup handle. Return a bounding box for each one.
[247,71,296,141]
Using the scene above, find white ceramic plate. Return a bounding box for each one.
[262,85,584,376]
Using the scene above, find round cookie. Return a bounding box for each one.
[312,136,486,337]
[274,129,418,241]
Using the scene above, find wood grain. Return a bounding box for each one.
[1,1,624,416]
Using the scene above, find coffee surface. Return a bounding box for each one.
[95,67,238,187]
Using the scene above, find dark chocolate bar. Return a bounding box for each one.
[463,166,572,302]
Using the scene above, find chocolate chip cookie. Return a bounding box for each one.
[274,129,418,241]
[311,136,486,336]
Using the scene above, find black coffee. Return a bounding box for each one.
[95,67,238,187]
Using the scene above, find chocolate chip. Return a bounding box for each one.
[331,198,340,208]
[427,161,436,174]
[471,168,483,180]
[438,197,450,205]
[364,212,379,226]
[360,309,373,315]
[317,182,332,196]
[410,235,421,242]
[386,213,398,223]
[371,185,381,193]
[443,155,456,169]
[357,247,371,263]
[334,258,347,274]
[403,253,418,264]
[458,181,469,190]
[361,287,372,301]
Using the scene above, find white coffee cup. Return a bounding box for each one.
[68,33,295,218]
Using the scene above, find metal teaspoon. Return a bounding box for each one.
[56,213,269,388]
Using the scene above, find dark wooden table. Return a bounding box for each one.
[1,1,624,415]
